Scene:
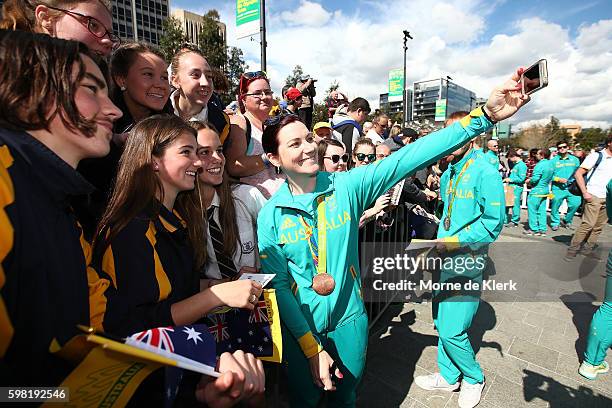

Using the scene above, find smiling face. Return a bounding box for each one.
[37,2,115,57]
[323,144,347,173]
[172,52,214,109]
[353,144,376,167]
[117,51,169,113]
[59,54,122,165]
[196,127,225,186]
[154,132,202,199]
[243,78,273,117]
[269,121,319,177]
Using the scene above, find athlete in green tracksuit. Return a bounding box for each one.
[527,149,554,235]
[504,151,527,225]
[414,134,505,407]
[549,143,581,230]
[258,107,495,407]
[579,179,612,380]
[484,147,500,170]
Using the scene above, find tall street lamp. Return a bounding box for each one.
[402,30,413,127]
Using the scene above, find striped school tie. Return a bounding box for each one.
[207,206,239,279]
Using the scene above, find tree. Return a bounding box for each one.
[542,116,569,147]
[285,65,304,88]
[514,124,545,149]
[312,102,328,126]
[574,128,608,150]
[160,17,187,62]
[197,10,227,71]
[226,46,248,99]
[327,80,340,94]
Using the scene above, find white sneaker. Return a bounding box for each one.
[414,372,459,392]
[458,378,485,408]
[579,361,609,380]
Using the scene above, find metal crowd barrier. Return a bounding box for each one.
[359,203,412,330]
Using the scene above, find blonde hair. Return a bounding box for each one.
[0,0,111,31]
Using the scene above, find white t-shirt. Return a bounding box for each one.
[580,149,612,198]
[365,128,384,145]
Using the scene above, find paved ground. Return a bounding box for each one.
[357,211,612,407]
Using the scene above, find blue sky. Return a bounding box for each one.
[170,0,612,127]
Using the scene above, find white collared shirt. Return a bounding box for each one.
[203,185,265,279]
[581,149,612,198]
[170,90,208,122]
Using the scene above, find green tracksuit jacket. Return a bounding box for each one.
[529,159,554,196]
[257,108,493,358]
[439,150,505,245]
[484,150,500,170]
[550,154,580,190]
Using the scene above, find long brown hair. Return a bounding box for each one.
[190,121,240,262]
[0,0,111,31]
[0,29,97,136]
[94,114,206,269]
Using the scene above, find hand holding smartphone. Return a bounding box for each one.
[521,59,548,95]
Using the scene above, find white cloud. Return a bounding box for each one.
[174,1,611,129]
[279,1,331,27]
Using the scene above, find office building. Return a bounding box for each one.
[412,78,476,123]
[379,89,413,122]
[171,9,227,48]
[561,123,582,139]
[111,0,169,45]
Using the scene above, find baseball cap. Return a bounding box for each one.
[285,87,302,101]
[299,74,311,81]
[313,122,332,132]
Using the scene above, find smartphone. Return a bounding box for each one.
[521,59,548,95]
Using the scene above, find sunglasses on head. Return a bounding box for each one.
[325,154,349,164]
[239,71,267,93]
[355,153,376,162]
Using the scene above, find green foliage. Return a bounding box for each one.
[574,128,609,150]
[160,17,187,62]
[543,116,569,146]
[285,65,304,88]
[225,46,249,101]
[327,80,340,94]
[515,116,570,149]
[197,11,227,71]
[312,103,329,128]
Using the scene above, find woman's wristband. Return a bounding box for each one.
[482,106,497,124]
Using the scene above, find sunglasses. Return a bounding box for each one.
[239,71,267,93]
[558,145,568,149]
[325,154,349,164]
[355,153,376,162]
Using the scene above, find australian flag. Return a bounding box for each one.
[202,290,280,362]
[128,325,217,407]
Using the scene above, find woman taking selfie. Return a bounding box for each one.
[0,30,121,386]
[257,72,530,406]
[0,0,119,58]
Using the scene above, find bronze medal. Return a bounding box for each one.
[312,273,335,296]
[443,216,451,231]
